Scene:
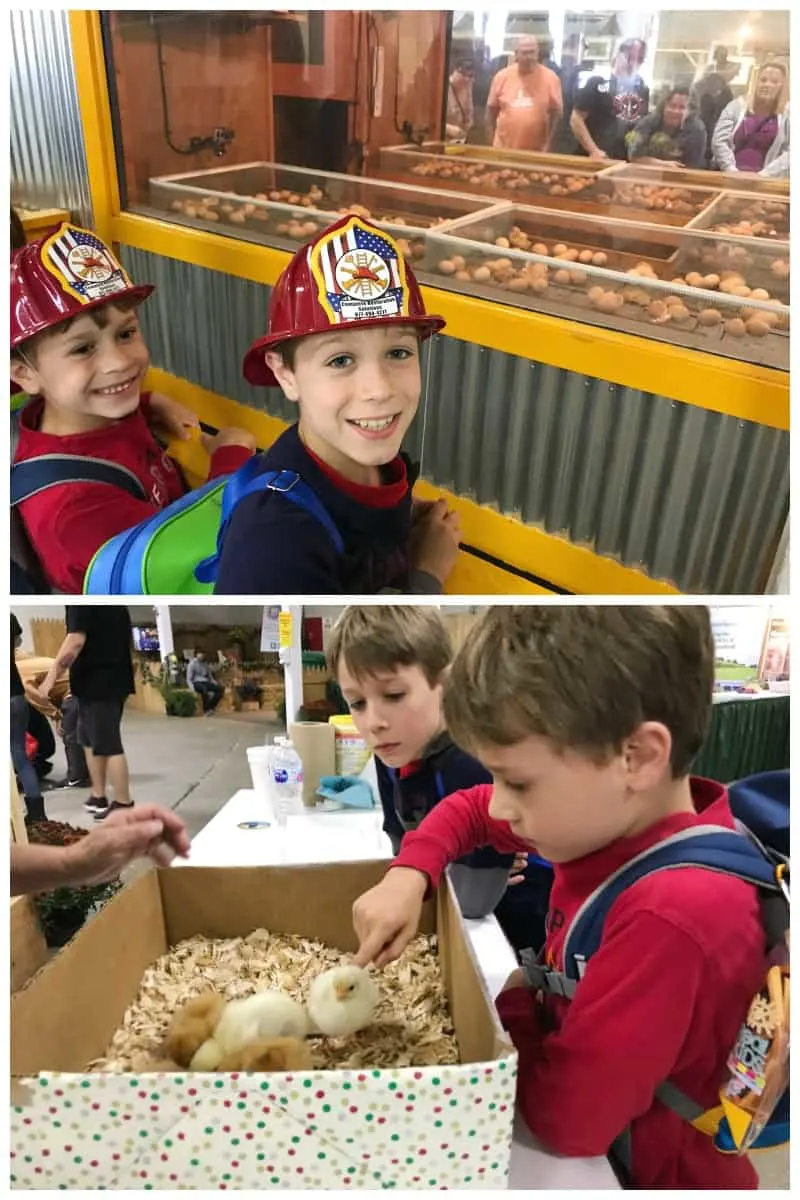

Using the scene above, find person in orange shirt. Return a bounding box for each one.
[486,36,563,152]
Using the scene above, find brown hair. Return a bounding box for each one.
[443,606,714,777]
[747,60,789,114]
[12,297,143,364]
[327,606,453,687]
[10,208,26,252]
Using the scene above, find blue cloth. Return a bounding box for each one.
[10,693,42,803]
[214,424,416,594]
[317,775,375,809]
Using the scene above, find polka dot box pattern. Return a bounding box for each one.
[10,1057,517,1189]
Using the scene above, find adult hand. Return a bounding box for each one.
[147,391,200,442]
[65,805,191,885]
[352,867,428,968]
[202,427,257,455]
[409,497,461,585]
[589,147,608,160]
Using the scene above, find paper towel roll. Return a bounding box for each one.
[290,721,336,806]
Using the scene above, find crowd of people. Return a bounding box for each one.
[446,35,790,177]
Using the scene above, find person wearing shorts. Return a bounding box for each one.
[37,606,135,821]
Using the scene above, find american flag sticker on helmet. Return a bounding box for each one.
[310,218,410,326]
[41,225,132,305]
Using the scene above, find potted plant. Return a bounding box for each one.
[26,820,123,948]
[163,687,199,717]
[234,678,263,712]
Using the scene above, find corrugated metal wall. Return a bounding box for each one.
[10,9,92,223]
[122,247,789,595]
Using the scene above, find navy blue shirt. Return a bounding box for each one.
[214,424,419,595]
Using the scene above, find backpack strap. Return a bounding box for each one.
[194,460,344,584]
[11,455,148,505]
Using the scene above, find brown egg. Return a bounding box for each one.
[648,300,667,319]
[438,260,456,275]
[670,305,691,323]
[701,274,720,289]
[750,288,770,301]
[588,286,605,304]
[685,272,704,287]
[569,270,588,285]
[507,276,529,292]
[731,285,752,298]
[455,270,471,282]
[287,194,301,205]
[745,317,770,337]
[530,278,549,294]
[495,258,513,270]
[554,269,572,285]
[670,277,687,287]
[269,190,282,201]
[725,317,747,337]
[770,260,790,279]
[592,252,608,267]
[472,266,492,283]
[301,221,318,237]
[532,243,549,256]
[665,296,684,308]
[528,262,548,279]
[451,255,466,271]
[203,210,220,222]
[495,237,511,249]
[228,209,246,224]
[276,222,289,234]
[698,308,722,326]
[578,249,594,264]
[553,243,568,256]
[563,248,580,262]
[597,291,622,313]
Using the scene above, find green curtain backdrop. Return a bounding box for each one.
[693,696,790,783]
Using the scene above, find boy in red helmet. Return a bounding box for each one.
[10,223,256,593]
[214,215,461,594]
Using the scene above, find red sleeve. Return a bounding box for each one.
[138,391,153,417]
[495,909,706,1157]
[393,784,532,889]
[208,445,253,480]
[48,489,169,592]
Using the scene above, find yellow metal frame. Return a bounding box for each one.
[68,10,785,593]
[147,367,678,596]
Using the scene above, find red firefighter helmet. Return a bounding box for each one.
[243,214,446,387]
[10,223,154,351]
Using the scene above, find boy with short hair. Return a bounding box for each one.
[352,606,765,1189]
[214,216,461,594]
[327,605,551,948]
[10,224,256,593]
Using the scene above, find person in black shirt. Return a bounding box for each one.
[570,37,650,161]
[10,613,46,822]
[36,607,135,821]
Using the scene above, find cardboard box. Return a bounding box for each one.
[11,862,517,1190]
[9,896,49,992]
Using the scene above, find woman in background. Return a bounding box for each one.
[627,86,708,168]
[712,61,790,177]
[445,57,476,142]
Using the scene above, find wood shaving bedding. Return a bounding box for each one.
[90,930,460,1072]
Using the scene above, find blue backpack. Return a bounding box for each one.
[10,451,343,594]
[521,771,790,1175]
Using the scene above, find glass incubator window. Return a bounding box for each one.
[103,8,789,369]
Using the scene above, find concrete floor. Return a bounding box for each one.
[34,710,789,1189]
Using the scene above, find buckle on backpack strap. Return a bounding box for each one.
[266,470,300,494]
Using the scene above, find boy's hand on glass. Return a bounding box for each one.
[147,391,200,441]
[352,866,428,968]
[410,498,461,583]
[202,426,257,455]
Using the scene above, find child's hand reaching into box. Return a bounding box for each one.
[352,867,429,968]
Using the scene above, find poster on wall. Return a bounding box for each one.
[260,606,281,653]
[709,607,766,689]
[759,615,790,689]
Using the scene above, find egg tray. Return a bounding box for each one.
[686,191,790,240]
[87,930,459,1074]
[425,257,789,373]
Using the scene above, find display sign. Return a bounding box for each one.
[260,605,281,653]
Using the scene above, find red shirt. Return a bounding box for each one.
[395,778,762,1188]
[14,394,250,593]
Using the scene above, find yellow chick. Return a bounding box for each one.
[189,991,310,1071]
[307,965,379,1038]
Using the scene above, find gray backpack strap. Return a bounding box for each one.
[519,947,579,999]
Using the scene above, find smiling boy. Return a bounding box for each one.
[10,224,255,593]
[214,216,461,594]
[352,606,765,1189]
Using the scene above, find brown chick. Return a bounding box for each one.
[217,1036,315,1073]
[164,991,227,1067]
